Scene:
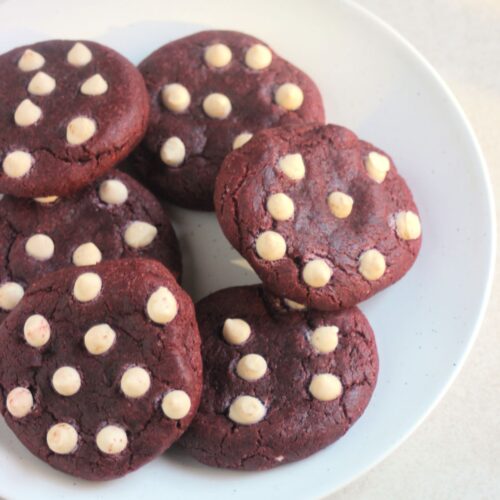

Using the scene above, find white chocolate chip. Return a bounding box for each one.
[160,137,185,167]
[2,151,34,178]
[328,191,354,219]
[72,242,102,266]
[396,211,421,240]
[228,396,266,425]
[18,49,45,72]
[120,366,151,398]
[222,318,251,345]
[66,116,96,145]
[0,282,24,311]
[161,83,191,113]
[236,354,267,381]
[302,259,332,288]
[278,153,305,180]
[309,373,343,401]
[28,71,56,96]
[245,44,272,70]
[266,193,295,221]
[84,324,116,355]
[96,425,127,455]
[14,99,42,127]
[80,74,108,96]
[6,387,33,418]
[203,93,232,119]
[98,179,128,205]
[146,286,178,324]
[24,314,51,348]
[310,326,339,354]
[204,43,232,68]
[52,366,81,396]
[25,234,55,261]
[275,83,304,110]
[34,195,58,204]
[232,132,253,150]
[359,249,386,281]
[124,221,158,249]
[67,42,92,67]
[73,272,102,302]
[365,152,390,183]
[283,298,306,311]
[161,390,191,420]
[47,423,78,454]
[255,231,286,261]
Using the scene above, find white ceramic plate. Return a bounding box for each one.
[0,0,495,498]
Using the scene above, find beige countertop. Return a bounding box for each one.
[329,1,500,498]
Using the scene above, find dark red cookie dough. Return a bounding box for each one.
[0,259,202,480]
[0,170,181,325]
[214,123,422,311]
[180,285,378,470]
[0,40,149,198]
[135,30,325,211]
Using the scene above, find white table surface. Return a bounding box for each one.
[329,1,500,499]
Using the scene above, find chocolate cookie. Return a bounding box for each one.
[0,170,181,325]
[0,40,149,198]
[135,30,325,210]
[181,285,378,470]
[0,259,202,480]
[214,123,422,311]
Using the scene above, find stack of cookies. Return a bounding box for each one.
[0,31,421,480]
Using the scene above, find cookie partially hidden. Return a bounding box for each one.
[0,171,181,324]
[0,259,201,480]
[215,123,422,311]
[135,30,325,210]
[181,286,378,470]
[0,40,149,198]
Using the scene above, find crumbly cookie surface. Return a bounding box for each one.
[135,30,325,210]
[0,171,181,324]
[215,123,422,310]
[181,285,378,470]
[0,40,149,197]
[0,259,201,480]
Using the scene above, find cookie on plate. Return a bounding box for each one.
[181,285,378,470]
[0,170,181,324]
[0,40,149,198]
[0,259,202,480]
[214,123,422,311]
[135,30,325,210]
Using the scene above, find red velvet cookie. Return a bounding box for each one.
[0,40,149,198]
[135,30,325,210]
[0,259,201,480]
[0,171,181,324]
[181,286,378,470]
[214,123,422,311]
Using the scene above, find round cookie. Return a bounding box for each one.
[180,286,378,470]
[0,40,149,198]
[0,170,181,325]
[214,123,422,311]
[135,30,325,210]
[0,259,201,480]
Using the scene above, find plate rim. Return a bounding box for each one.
[325,0,497,496]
